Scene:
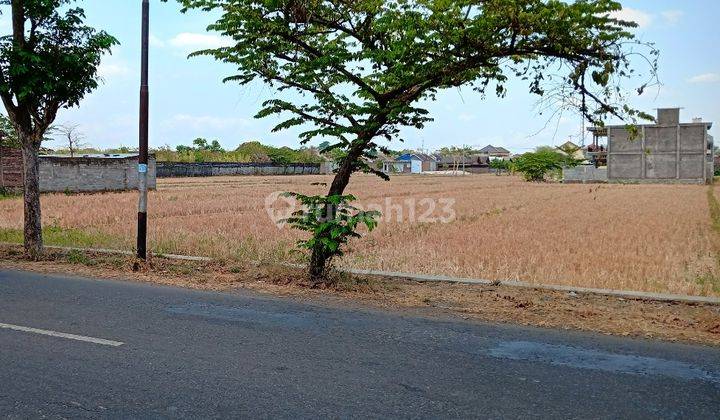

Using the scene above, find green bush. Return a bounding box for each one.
[512,150,567,182]
[489,159,510,175]
[66,250,97,266]
[283,192,380,283]
[0,187,20,200]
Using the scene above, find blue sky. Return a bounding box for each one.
[3,0,719,153]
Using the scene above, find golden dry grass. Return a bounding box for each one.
[1,174,718,296]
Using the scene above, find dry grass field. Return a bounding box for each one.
[1,174,719,296]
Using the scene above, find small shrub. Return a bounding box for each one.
[0,187,20,200]
[66,250,96,266]
[284,192,380,283]
[512,150,565,182]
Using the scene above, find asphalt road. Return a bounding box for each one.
[1,269,719,419]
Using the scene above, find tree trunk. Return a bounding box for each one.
[308,241,329,282]
[308,143,365,283]
[21,141,43,260]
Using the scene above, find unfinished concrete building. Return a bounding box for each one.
[588,108,713,184]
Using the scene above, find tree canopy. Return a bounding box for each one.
[173,0,656,161]
[171,0,658,282]
[0,0,117,258]
[0,0,118,144]
[513,148,582,182]
[176,138,226,154]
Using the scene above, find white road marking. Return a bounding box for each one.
[0,322,124,347]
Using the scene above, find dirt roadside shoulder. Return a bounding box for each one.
[1,245,719,346]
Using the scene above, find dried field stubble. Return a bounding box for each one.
[0,174,717,296]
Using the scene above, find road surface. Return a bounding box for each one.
[1,269,719,418]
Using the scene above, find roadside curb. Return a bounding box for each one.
[0,243,213,262]
[2,242,718,305]
[343,268,720,305]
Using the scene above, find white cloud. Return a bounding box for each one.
[608,7,653,29]
[98,62,130,78]
[168,32,233,50]
[165,114,252,131]
[149,34,166,48]
[661,10,683,25]
[458,113,476,122]
[688,73,720,84]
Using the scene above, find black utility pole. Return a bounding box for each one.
[137,0,150,260]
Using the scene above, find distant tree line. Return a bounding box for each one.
[4,114,584,182]
[154,139,326,164]
[2,122,329,165]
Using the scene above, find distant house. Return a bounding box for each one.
[383,153,438,174]
[556,141,586,162]
[477,145,511,160]
[435,153,492,173]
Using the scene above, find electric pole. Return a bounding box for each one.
[137,0,150,260]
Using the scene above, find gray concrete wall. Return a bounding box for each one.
[607,123,711,184]
[657,108,680,125]
[39,156,157,193]
[156,162,321,178]
[563,166,608,183]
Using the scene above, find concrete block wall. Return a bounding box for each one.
[39,156,157,192]
[563,166,608,183]
[606,121,712,184]
[1,149,157,193]
[156,162,321,178]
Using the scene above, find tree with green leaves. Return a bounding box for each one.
[489,158,511,176]
[172,0,657,283]
[192,137,225,153]
[2,113,57,148]
[0,113,19,147]
[0,0,117,258]
[235,140,270,162]
[512,147,581,182]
